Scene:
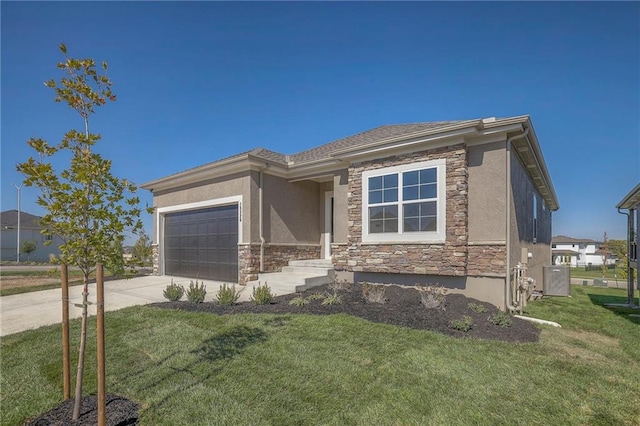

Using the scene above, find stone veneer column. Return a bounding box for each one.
[151,244,159,276]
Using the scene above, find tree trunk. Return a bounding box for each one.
[72,276,90,420]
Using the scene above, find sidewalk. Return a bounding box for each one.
[0,275,286,337]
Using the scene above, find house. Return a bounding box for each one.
[0,210,62,262]
[551,235,615,267]
[141,115,559,309]
[616,183,639,307]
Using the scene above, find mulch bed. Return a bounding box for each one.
[24,394,138,426]
[154,282,541,343]
[25,283,539,424]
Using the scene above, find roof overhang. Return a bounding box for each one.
[508,117,559,211]
[141,116,559,210]
[140,153,289,192]
[617,183,640,210]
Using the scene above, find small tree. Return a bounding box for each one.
[17,44,150,420]
[132,230,153,266]
[22,240,37,261]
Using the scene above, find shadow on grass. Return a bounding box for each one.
[138,325,269,414]
[587,293,640,325]
[192,326,268,362]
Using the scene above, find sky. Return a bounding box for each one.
[1,1,639,244]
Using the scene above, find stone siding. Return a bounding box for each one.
[343,144,469,277]
[467,244,507,277]
[151,244,159,276]
[239,243,321,284]
[238,244,260,284]
[262,244,321,272]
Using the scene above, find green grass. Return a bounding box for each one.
[0,269,142,296]
[570,267,625,280]
[2,286,639,425]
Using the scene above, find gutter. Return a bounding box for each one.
[505,128,530,312]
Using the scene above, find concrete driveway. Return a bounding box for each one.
[0,275,285,337]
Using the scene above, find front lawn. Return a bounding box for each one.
[1,286,639,425]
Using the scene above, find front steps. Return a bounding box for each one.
[248,259,334,293]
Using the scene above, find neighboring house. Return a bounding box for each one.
[141,115,559,309]
[0,210,62,262]
[551,236,615,267]
[616,183,639,306]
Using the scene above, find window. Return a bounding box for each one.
[45,235,53,241]
[362,159,446,243]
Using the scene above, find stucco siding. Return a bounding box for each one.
[467,142,507,243]
[262,173,321,245]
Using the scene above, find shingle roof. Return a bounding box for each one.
[289,121,470,164]
[0,210,43,229]
[552,235,597,244]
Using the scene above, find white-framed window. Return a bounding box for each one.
[361,159,446,243]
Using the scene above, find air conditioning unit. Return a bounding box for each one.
[543,265,571,296]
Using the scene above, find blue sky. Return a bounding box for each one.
[2,1,638,244]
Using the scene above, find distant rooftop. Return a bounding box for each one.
[0,210,43,229]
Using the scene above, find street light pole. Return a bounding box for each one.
[12,183,23,264]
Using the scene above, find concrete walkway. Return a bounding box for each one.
[0,275,290,337]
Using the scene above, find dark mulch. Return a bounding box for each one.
[153,282,541,343]
[24,394,138,426]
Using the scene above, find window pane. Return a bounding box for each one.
[370,219,384,233]
[404,203,420,218]
[420,183,437,199]
[383,205,398,219]
[383,188,398,203]
[421,201,437,216]
[383,174,398,188]
[420,168,437,184]
[369,206,384,220]
[421,217,437,232]
[369,189,382,204]
[404,170,418,186]
[385,218,398,232]
[403,185,418,200]
[404,218,419,232]
[369,176,382,190]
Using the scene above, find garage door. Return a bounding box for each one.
[164,205,239,282]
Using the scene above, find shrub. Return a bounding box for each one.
[361,282,386,304]
[186,280,207,303]
[329,276,351,292]
[418,285,447,310]
[216,283,240,306]
[251,282,274,305]
[449,315,473,332]
[468,302,487,313]
[289,295,309,306]
[488,311,513,328]
[47,267,59,278]
[163,280,185,301]
[307,292,325,301]
[322,292,343,305]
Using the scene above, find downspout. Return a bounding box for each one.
[505,128,530,312]
[617,207,635,306]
